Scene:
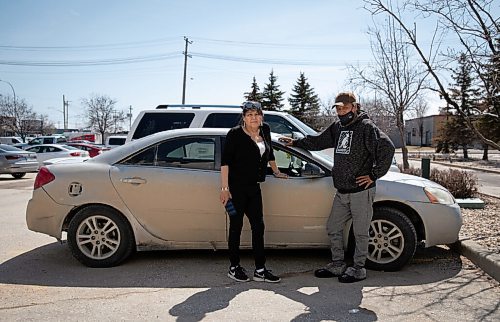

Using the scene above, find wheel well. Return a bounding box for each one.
[62,204,134,239]
[373,200,425,242]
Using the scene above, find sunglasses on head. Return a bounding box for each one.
[242,101,262,110]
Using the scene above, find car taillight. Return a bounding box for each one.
[6,155,21,160]
[34,167,55,189]
[70,152,81,157]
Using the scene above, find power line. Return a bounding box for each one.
[0,52,182,67]
[190,52,366,66]
[0,37,181,51]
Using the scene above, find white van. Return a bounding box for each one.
[126,105,318,142]
[0,136,24,145]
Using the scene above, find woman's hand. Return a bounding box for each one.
[273,172,288,179]
[220,190,232,205]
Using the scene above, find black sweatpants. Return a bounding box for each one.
[228,184,266,269]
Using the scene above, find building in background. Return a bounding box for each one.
[405,114,450,147]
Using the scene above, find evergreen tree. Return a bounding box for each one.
[243,76,262,102]
[442,53,480,159]
[477,40,500,160]
[261,70,285,111]
[288,72,320,123]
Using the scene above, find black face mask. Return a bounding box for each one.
[339,111,355,126]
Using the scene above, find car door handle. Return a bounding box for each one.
[120,177,147,185]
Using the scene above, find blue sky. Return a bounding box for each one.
[0,0,464,129]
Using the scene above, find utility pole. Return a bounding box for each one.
[182,36,192,104]
[126,105,133,131]
[62,95,70,130]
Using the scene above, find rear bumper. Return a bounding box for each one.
[1,164,38,174]
[26,188,73,239]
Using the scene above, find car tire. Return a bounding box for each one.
[67,205,135,268]
[365,207,417,271]
[11,173,26,179]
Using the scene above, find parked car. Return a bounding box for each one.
[14,135,67,149]
[105,135,127,149]
[126,105,318,143]
[25,144,89,167]
[26,128,461,269]
[0,144,38,178]
[0,136,24,145]
[66,142,110,158]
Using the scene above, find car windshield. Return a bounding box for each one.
[0,144,24,152]
[287,114,318,136]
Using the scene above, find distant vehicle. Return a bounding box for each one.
[66,142,110,157]
[25,144,89,167]
[0,136,24,145]
[0,144,38,178]
[105,135,127,148]
[14,135,67,149]
[126,105,317,143]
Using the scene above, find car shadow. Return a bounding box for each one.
[0,244,466,321]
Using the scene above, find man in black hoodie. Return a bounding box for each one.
[280,92,395,283]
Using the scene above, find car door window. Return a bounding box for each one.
[270,146,325,178]
[203,113,241,128]
[157,137,215,170]
[132,113,195,140]
[27,146,41,153]
[264,115,300,137]
[120,137,215,170]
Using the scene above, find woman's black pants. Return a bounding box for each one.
[228,184,266,270]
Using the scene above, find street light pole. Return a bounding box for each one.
[0,79,16,107]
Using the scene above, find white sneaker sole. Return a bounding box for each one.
[253,276,281,283]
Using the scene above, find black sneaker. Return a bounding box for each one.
[253,268,281,283]
[338,266,367,283]
[228,265,249,282]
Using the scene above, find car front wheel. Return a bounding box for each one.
[11,172,26,179]
[365,207,417,271]
[67,206,135,267]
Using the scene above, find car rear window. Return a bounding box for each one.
[132,113,195,140]
[203,113,241,128]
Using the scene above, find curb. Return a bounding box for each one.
[453,240,500,282]
[430,160,500,175]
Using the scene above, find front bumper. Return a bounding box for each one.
[414,202,462,247]
[26,188,73,239]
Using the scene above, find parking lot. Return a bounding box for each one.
[0,173,499,321]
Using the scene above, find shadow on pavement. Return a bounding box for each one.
[0,244,466,321]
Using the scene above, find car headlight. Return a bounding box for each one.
[424,187,455,205]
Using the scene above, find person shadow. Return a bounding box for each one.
[169,276,375,322]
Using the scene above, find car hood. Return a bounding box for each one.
[379,171,447,190]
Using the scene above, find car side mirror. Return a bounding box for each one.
[292,131,305,139]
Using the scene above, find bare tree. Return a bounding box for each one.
[348,6,429,169]
[364,0,500,150]
[82,94,123,140]
[0,94,39,140]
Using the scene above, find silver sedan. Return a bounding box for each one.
[26,128,462,269]
[0,144,38,179]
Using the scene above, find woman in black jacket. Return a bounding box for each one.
[220,101,287,283]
